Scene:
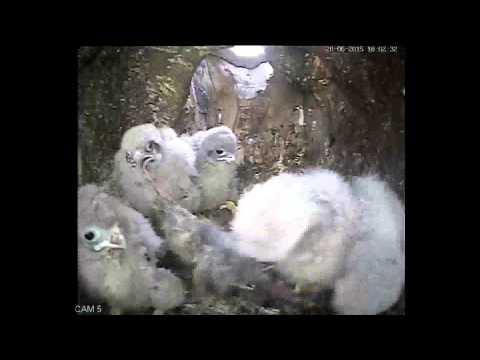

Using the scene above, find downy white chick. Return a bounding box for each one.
[181,126,238,212]
[77,184,185,315]
[331,175,405,315]
[112,124,201,216]
[230,169,405,314]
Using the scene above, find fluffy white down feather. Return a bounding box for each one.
[77,185,185,314]
[331,175,405,315]
[180,126,238,211]
[231,169,357,264]
[230,169,405,314]
[112,124,200,215]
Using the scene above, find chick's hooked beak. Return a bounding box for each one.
[92,223,127,252]
[218,153,236,164]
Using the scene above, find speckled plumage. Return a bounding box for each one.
[159,203,269,301]
[191,223,269,299]
[78,184,185,315]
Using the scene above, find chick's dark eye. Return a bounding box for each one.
[145,142,153,153]
[145,141,161,154]
[84,231,95,241]
[216,149,224,155]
